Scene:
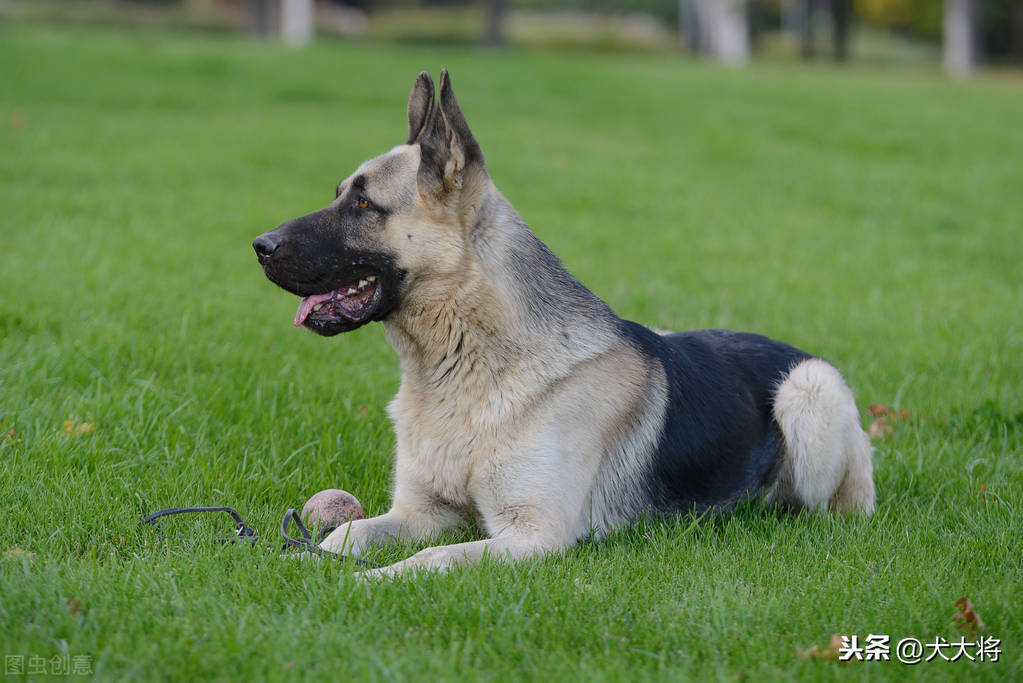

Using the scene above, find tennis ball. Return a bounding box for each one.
[300,489,365,529]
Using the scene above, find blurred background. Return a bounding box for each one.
[3,0,1021,75]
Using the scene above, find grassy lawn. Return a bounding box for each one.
[1,22,1021,681]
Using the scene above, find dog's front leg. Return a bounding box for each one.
[357,534,562,579]
[319,497,464,557]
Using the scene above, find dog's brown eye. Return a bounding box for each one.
[357,197,370,209]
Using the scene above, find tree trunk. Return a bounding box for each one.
[832,0,851,62]
[247,0,275,37]
[280,0,314,46]
[1011,0,1023,65]
[800,0,814,59]
[944,0,977,76]
[485,0,506,47]
[695,0,749,65]
[679,0,701,53]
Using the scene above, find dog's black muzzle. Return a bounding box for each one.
[253,210,350,297]
[253,208,405,335]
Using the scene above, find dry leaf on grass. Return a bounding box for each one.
[797,634,847,661]
[356,405,369,418]
[868,418,893,439]
[66,598,85,614]
[953,597,986,634]
[869,403,893,417]
[4,547,35,560]
[868,403,910,420]
[62,415,95,437]
[867,403,912,440]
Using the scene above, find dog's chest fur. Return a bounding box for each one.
[388,389,482,509]
[386,331,547,509]
[382,284,617,517]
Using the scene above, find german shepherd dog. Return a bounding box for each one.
[253,70,875,578]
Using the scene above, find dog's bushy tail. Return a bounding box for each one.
[769,358,875,514]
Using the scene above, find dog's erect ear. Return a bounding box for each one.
[416,69,485,196]
[436,69,483,170]
[406,71,435,145]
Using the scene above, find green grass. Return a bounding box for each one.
[2,22,1021,681]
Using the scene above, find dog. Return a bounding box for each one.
[253,70,875,578]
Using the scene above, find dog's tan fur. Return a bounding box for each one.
[321,147,670,575]
[266,71,877,578]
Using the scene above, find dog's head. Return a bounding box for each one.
[253,69,488,336]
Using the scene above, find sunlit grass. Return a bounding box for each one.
[1,22,1020,680]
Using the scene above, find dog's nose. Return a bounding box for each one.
[253,233,280,260]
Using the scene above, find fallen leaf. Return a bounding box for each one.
[356,405,369,418]
[796,644,820,659]
[62,415,95,437]
[2,428,15,441]
[866,402,913,439]
[977,483,987,504]
[868,403,911,422]
[826,634,846,656]
[953,597,986,634]
[797,634,847,660]
[868,418,893,440]
[869,403,894,417]
[66,598,84,613]
[4,547,35,560]
[10,111,26,130]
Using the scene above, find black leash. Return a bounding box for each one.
[138,506,259,544]
[138,505,380,568]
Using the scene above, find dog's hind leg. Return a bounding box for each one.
[769,358,875,514]
[356,533,564,580]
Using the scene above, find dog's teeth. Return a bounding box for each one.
[335,294,343,300]
[346,288,357,295]
[358,279,368,289]
[312,304,323,312]
[367,275,377,282]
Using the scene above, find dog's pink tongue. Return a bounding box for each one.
[294,292,336,327]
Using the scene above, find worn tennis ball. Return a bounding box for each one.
[300,489,365,528]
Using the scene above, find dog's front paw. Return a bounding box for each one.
[354,565,398,581]
[354,547,454,580]
[319,524,359,555]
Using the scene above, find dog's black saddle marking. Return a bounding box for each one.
[622,323,813,511]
